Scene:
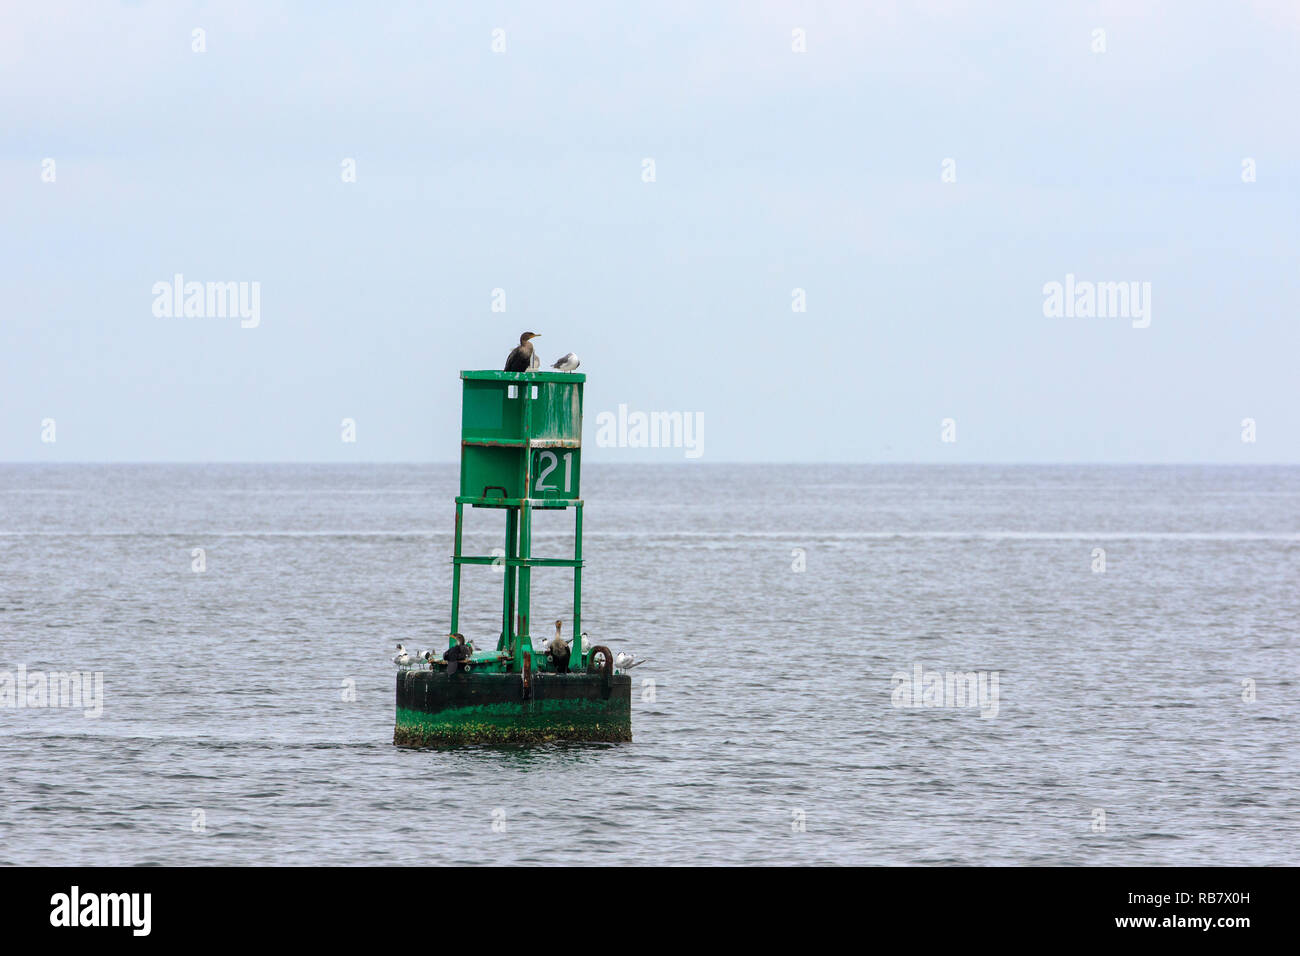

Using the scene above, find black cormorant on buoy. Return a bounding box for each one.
[443,632,471,674]
[551,639,571,674]
[504,332,541,372]
[549,619,571,674]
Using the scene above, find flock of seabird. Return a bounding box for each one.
[504,332,581,374]
[391,636,475,672]
[392,622,644,674]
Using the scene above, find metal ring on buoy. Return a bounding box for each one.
[589,645,613,677]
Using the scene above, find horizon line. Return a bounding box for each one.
[1,460,1296,468]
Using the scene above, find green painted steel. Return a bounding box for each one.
[396,367,628,745]
[395,672,631,745]
[459,370,585,502]
[393,673,631,745]
[452,369,586,668]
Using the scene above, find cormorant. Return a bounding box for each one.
[551,352,580,372]
[551,639,571,674]
[504,332,540,372]
[549,620,571,674]
[443,633,471,674]
[540,619,561,655]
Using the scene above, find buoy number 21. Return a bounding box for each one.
[535,451,574,493]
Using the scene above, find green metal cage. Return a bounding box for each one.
[452,370,586,670]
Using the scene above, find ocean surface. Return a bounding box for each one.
[1,463,1297,866]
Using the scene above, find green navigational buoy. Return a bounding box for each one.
[393,369,632,745]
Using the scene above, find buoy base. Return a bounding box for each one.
[393,671,632,746]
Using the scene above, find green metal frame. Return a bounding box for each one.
[449,370,585,672]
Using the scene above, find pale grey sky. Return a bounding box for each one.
[2,1,1297,462]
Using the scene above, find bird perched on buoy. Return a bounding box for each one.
[443,633,471,674]
[504,332,541,372]
[551,352,580,372]
[615,651,648,670]
[540,619,561,655]
[548,620,571,674]
[580,631,590,656]
[392,643,411,666]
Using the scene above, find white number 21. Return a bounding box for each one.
[535,451,573,493]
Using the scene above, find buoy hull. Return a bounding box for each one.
[394,671,632,745]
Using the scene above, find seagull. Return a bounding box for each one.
[529,351,540,371]
[615,652,648,670]
[392,643,412,666]
[580,631,590,656]
[551,352,580,372]
[505,332,541,372]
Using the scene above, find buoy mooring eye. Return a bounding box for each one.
[589,646,614,678]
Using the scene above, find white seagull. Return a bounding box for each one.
[615,652,648,670]
[551,353,580,372]
[392,643,412,666]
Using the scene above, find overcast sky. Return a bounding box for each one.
[2,1,1297,462]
